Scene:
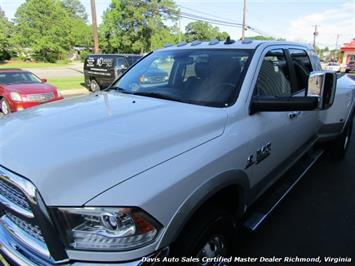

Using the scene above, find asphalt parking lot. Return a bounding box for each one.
[234,121,355,259]
[28,63,83,79]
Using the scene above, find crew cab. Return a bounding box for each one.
[0,40,354,265]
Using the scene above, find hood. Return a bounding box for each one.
[4,83,57,94]
[0,91,227,206]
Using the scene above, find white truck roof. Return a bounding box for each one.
[157,39,312,51]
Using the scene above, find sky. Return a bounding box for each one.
[0,0,354,49]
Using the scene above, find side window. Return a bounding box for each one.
[289,49,313,93]
[116,57,128,69]
[255,49,292,97]
[139,56,173,85]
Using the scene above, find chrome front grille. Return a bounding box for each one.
[5,211,44,242]
[0,179,31,212]
[0,167,53,262]
[26,92,54,102]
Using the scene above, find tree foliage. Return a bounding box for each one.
[100,0,179,54]
[12,0,91,62]
[247,35,274,40]
[247,35,286,41]
[184,21,229,42]
[62,0,88,21]
[13,0,72,62]
[0,6,12,60]
[62,0,92,48]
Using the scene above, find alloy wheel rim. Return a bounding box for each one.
[91,81,98,92]
[1,101,9,115]
[197,235,227,266]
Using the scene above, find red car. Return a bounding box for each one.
[0,69,63,115]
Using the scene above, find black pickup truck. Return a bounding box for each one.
[83,54,142,91]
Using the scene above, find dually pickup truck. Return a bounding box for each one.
[0,40,354,265]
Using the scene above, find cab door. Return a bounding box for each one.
[286,48,321,144]
[247,48,305,190]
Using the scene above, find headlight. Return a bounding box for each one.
[53,207,162,251]
[10,92,22,101]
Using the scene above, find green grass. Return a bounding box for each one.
[47,77,86,90]
[0,60,74,69]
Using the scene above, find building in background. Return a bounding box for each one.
[340,39,355,71]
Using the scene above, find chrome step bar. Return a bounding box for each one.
[243,149,324,231]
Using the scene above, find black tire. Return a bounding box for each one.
[329,120,353,159]
[0,98,11,115]
[171,205,235,265]
[90,79,101,92]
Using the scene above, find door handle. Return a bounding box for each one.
[288,111,301,119]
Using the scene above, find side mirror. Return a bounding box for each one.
[118,64,127,70]
[251,71,337,114]
[41,78,47,83]
[251,96,319,113]
[307,71,336,110]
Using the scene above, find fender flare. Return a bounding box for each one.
[344,102,355,130]
[157,169,249,249]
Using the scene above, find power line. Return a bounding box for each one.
[176,4,275,38]
[142,1,276,39]
[178,5,241,23]
[180,12,272,37]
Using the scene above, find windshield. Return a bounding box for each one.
[0,72,42,85]
[111,49,252,107]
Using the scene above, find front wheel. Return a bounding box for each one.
[329,120,353,159]
[0,98,11,115]
[171,205,235,265]
[90,79,101,92]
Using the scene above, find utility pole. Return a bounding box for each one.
[241,0,247,40]
[313,25,319,49]
[90,0,99,54]
[335,34,340,49]
[178,11,182,42]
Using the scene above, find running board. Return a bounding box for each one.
[243,149,324,231]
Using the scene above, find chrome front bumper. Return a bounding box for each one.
[0,223,168,266]
[0,223,51,266]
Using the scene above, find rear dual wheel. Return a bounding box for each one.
[329,120,353,159]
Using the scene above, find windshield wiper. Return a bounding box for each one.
[131,91,183,103]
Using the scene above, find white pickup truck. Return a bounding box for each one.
[0,40,354,265]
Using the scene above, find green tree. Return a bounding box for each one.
[184,21,229,42]
[246,35,286,41]
[62,0,88,21]
[13,0,72,62]
[247,35,274,40]
[67,17,93,48]
[62,0,92,48]
[0,6,12,60]
[100,0,179,54]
